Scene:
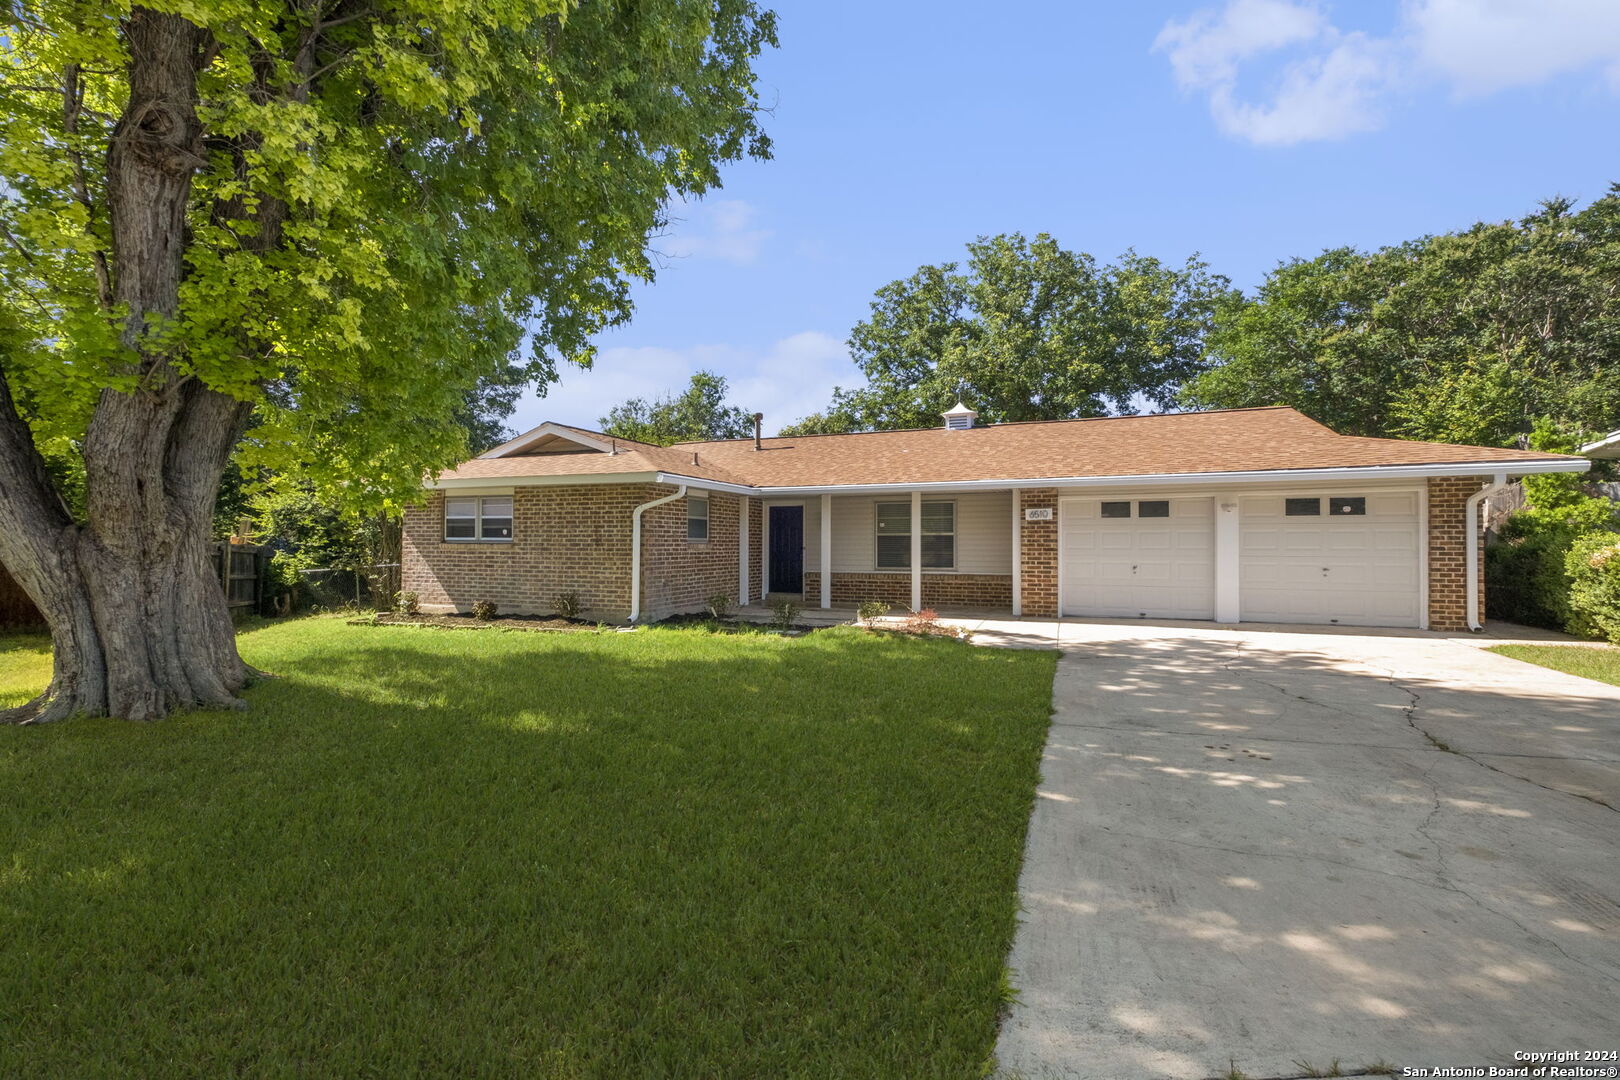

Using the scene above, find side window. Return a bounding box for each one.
[920,501,955,570]
[875,502,910,568]
[445,497,478,539]
[873,502,954,569]
[445,495,513,541]
[1285,498,1321,517]
[1137,500,1170,518]
[480,497,513,540]
[687,497,709,541]
[1100,501,1131,519]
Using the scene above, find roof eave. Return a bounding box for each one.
[750,458,1586,496]
[1579,431,1620,459]
[426,457,1584,494]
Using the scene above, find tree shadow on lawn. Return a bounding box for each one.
[0,626,1056,1079]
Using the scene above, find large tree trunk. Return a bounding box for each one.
[0,8,254,723]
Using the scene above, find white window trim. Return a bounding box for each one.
[444,495,514,543]
[874,499,956,571]
[687,495,710,543]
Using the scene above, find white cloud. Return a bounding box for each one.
[508,331,853,437]
[1405,0,1620,97]
[1155,0,1620,145]
[656,199,770,265]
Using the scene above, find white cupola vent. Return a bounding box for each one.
[943,401,978,430]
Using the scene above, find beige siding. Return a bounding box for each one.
[802,490,1012,575]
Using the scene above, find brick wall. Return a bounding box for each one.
[1019,488,1059,617]
[639,489,744,619]
[404,486,642,619]
[801,571,1012,610]
[402,484,745,622]
[1428,475,1487,632]
[747,498,763,605]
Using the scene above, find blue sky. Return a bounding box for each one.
[512,0,1620,436]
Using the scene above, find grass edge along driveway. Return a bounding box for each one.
[0,618,1056,1079]
[1489,642,1620,688]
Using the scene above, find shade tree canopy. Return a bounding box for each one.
[0,0,776,720]
[600,370,754,444]
[779,233,1235,435]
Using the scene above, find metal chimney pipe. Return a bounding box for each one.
[752,412,764,450]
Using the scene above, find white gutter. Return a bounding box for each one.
[749,458,1586,496]
[1465,472,1510,632]
[629,484,686,623]
[431,458,1586,495]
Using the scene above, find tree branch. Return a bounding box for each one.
[62,63,114,311]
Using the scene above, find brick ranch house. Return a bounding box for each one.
[402,404,1585,632]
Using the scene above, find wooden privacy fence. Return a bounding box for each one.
[212,542,272,615]
[0,542,272,629]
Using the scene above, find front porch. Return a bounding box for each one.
[751,486,1049,618]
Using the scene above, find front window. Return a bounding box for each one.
[875,501,955,570]
[687,497,709,542]
[445,495,513,542]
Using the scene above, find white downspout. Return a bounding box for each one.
[630,484,686,623]
[1465,472,1510,632]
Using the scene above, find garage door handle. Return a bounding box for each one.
[1322,567,1330,576]
[1132,564,1138,574]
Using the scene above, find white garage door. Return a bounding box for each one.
[1240,492,1421,627]
[1060,497,1215,619]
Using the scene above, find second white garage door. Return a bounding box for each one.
[1240,492,1422,627]
[1060,496,1215,619]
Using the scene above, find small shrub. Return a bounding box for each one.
[471,599,498,621]
[902,607,939,634]
[707,592,735,619]
[769,598,800,631]
[392,590,419,615]
[1566,532,1620,643]
[857,599,891,626]
[551,591,583,620]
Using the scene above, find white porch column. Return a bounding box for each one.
[1011,491,1023,617]
[1214,496,1240,623]
[819,493,832,609]
[910,490,922,612]
[738,496,750,604]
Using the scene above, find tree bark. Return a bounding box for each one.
[0,8,253,723]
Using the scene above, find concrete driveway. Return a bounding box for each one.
[995,622,1620,1080]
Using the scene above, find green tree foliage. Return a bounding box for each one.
[1485,421,1613,629]
[601,370,753,444]
[1184,191,1620,446]
[1566,532,1620,643]
[0,0,776,720]
[781,233,1234,433]
[3,0,776,507]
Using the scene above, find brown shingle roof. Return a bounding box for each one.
[435,408,1579,488]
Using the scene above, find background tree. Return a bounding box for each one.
[0,0,775,721]
[779,234,1234,433]
[601,370,753,444]
[1184,191,1620,446]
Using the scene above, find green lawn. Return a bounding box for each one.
[0,619,1056,1078]
[1489,642,1620,687]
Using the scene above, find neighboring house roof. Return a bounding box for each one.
[431,408,1584,492]
[1580,430,1620,459]
[439,422,754,487]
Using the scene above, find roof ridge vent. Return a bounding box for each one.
[942,400,978,430]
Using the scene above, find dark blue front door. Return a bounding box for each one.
[769,505,804,594]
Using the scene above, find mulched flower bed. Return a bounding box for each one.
[359,612,616,633]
